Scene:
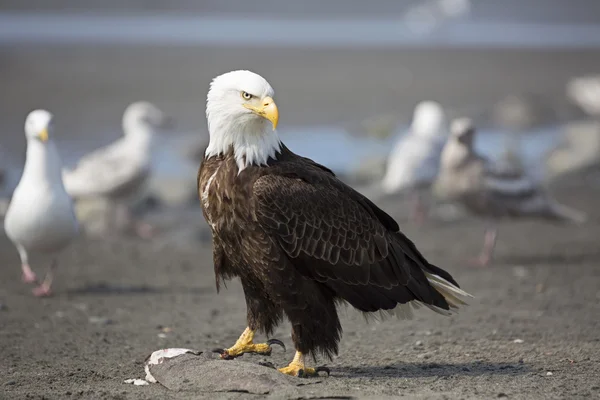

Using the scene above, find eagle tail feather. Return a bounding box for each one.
[424,272,473,310]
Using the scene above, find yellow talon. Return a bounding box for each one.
[278,351,330,378]
[213,327,285,359]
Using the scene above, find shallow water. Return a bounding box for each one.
[283,124,559,177]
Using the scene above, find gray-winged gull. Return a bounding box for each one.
[433,118,587,266]
[62,101,172,238]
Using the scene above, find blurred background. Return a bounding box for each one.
[3,3,600,397]
[1,0,600,228]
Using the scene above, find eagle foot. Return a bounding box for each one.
[278,364,330,378]
[212,328,285,359]
[278,351,330,378]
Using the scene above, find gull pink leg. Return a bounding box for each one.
[32,260,57,297]
[468,227,497,267]
[21,263,38,284]
[17,246,37,283]
[410,191,428,226]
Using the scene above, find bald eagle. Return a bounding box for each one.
[199,70,471,377]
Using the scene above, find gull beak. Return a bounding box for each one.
[244,96,279,131]
[38,128,49,142]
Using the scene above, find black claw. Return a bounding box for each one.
[297,368,305,378]
[315,366,331,376]
[266,338,286,352]
[212,348,235,360]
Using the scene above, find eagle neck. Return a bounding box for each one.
[205,118,281,173]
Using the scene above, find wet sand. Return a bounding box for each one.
[1,179,599,399]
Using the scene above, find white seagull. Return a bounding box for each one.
[433,118,587,266]
[4,110,78,296]
[62,101,172,238]
[380,101,448,222]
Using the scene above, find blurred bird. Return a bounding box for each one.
[4,110,78,296]
[567,75,600,118]
[380,101,448,223]
[62,102,172,238]
[433,118,587,266]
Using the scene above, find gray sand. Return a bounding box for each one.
[1,180,599,399]
[2,34,600,400]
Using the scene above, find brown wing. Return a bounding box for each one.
[253,171,452,313]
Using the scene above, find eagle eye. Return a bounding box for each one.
[241,91,253,100]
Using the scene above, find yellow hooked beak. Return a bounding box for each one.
[38,128,49,142]
[243,96,279,130]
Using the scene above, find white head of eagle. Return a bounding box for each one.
[205,70,282,172]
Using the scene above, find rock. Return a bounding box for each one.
[147,351,312,394]
[512,339,524,344]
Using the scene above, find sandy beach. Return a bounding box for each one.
[2,8,600,398]
[1,176,599,399]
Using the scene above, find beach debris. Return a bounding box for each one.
[144,348,201,383]
[123,379,149,386]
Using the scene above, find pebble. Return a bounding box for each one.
[513,339,524,344]
[546,371,553,376]
[415,340,424,347]
[157,333,167,339]
[512,266,528,279]
[123,379,149,386]
[88,316,112,325]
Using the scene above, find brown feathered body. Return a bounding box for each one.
[199,144,463,360]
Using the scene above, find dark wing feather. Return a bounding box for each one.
[253,172,450,313]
